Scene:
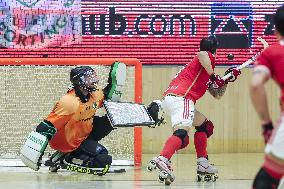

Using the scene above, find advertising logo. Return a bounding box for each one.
[0,0,81,48]
[211,2,253,49]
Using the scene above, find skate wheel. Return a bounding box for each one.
[197,175,202,182]
[212,175,218,182]
[49,165,59,173]
[204,175,211,182]
[159,171,168,179]
[165,177,172,185]
[146,165,153,172]
[148,160,157,171]
[158,175,165,183]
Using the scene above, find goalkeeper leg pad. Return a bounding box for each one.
[104,62,127,101]
[66,140,112,168]
[20,131,48,171]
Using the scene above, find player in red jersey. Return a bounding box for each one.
[147,35,241,185]
[250,4,284,189]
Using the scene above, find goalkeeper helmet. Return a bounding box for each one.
[70,66,99,92]
[200,35,218,54]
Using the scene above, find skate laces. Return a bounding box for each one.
[157,156,173,171]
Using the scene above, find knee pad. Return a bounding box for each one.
[195,120,214,138]
[181,135,189,149]
[173,129,189,148]
[67,141,112,168]
[253,167,280,189]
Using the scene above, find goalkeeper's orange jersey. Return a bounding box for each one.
[47,88,104,152]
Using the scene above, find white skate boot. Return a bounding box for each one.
[196,157,218,182]
[147,156,175,185]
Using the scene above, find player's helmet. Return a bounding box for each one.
[200,35,218,54]
[70,66,99,92]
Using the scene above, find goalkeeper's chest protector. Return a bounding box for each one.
[47,89,104,152]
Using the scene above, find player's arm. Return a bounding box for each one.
[198,51,228,99]
[208,83,227,99]
[258,36,269,50]
[250,62,273,143]
[198,51,214,75]
[250,64,271,123]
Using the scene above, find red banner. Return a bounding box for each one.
[0,0,283,65]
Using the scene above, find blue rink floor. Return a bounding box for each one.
[0,153,280,189]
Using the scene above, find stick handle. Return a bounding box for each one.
[222,54,257,80]
[222,37,268,81]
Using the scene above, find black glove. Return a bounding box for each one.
[147,101,164,127]
[262,122,274,144]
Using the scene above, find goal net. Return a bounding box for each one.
[0,58,142,166]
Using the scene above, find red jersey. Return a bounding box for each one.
[163,52,215,102]
[255,40,284,107]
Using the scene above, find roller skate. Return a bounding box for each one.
[196,157,218,182]
[147,156,175,185]
[45,151,66,173]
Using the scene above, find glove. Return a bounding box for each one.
[209,74,225,89]
[262,122,274,144]
[224,67,241,83]
[147,100,165,127]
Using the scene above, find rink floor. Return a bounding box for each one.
[0,153,270,189]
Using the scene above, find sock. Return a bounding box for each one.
[194,132,208,158]
[160,135,182,159]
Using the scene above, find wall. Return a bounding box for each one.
[141,66,280,154]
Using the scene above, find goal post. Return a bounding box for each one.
[0,58,143,166]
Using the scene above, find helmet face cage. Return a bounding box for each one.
[70,66,99,92]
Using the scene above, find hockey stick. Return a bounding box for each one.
[222,53,257,80]
[222,37,268,81]
[44,158,126,176]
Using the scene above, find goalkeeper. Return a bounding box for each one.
[20,62,126,171]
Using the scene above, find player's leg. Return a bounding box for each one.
[148,96,194,185]
[63,115,113,168]
[193,111,218,181]
[253,119,284,189]
[252,167,280,189]
[64,139,112,169]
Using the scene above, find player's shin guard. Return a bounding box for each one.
[160,129,188,159]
